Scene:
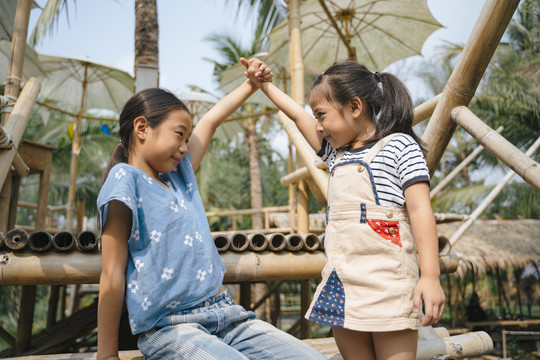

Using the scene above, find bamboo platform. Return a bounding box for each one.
[1,327,494,360]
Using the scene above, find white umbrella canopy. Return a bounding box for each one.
[38,54,134,113]
[37,54,134,230]
[267,0,442,73]
[0,39,45,82]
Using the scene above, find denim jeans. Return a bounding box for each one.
[138,290,327,359]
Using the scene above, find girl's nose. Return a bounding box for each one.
[316,121,324,133]
[179,143,188,154]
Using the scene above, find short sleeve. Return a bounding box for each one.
[97,164,141,249]
[394,135,430,190]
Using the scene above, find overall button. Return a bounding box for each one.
[357,165,365,172]
[389,227,396,235]
[386,211,394,218]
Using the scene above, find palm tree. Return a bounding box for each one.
[206,0,285,229]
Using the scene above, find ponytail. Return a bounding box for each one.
[309,61,426,154]
[376,72,426,154]
[102,143,128,183]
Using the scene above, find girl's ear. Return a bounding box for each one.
[349,97,364,119]
[133,116,149,140]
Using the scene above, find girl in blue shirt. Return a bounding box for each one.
[97,64,326,360]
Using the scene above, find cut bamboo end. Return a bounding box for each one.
[213,234,230,252]
[5,229,29,250]
[302,233,320,251]
[76,231,99,251]
[268,233,286,252]
[318,234,325,251]
[29,230,53,252]
[285,233,303,251]
[247,233,268,252]
[228,233,249,252]
[52,231,76,251]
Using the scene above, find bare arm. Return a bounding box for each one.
[240,58,322,152]
[188,80,257,171]
[404,182,445,326]
[97,200,131,360]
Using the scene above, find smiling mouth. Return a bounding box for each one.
[172,156,181,165]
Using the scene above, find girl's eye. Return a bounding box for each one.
[176,131,184,137]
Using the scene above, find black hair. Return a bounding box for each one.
[309,61,426,153]
[102,88,190,182]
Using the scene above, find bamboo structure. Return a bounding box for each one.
[0,77,41,203]
[421,0,520,174]
[5,228,28,250]
[430,126,504,199]
[448,138,540,246]
[52,231,76,251]
[28,230,53,252]
[452,106,540,191]
[75,230,98,251]
[268,232,287,251]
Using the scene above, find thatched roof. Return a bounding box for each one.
[437,219,540,277]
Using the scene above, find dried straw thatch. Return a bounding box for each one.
[437,219,540,277]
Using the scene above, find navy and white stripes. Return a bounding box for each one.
[318,133,430,207]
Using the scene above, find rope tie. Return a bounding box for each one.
[0,125,12,149]
[5,75,22,82]
[0,94,17,114]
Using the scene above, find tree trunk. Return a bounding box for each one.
[245,116,264,230]
[134,0,159,90]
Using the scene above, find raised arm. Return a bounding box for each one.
[241,57,322,152]
[97,200,130,360]
[188,79,257,171]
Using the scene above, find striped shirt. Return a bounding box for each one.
[318,133,430,207]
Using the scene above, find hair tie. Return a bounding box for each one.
[373,71,382,83]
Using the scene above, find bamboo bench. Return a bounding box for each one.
[3,327,495,360]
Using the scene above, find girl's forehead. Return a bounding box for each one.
[165,109,192,129]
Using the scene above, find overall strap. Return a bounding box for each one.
[363,134,397,165]
[334,147,347,164]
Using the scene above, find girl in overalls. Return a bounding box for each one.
[97,65,327,360]
[242,58,445,360]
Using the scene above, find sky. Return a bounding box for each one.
[28,0,487,100]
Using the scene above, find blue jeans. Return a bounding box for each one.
[138,290,327,359]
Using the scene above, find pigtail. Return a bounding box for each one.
[376,73,426,155]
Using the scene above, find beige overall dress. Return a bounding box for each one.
[305,135,421,332]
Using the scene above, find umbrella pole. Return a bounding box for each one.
[66,64,89,231]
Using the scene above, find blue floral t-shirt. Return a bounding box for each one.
[97,153,226,334]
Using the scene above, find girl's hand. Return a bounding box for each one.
[240,57,273,86]
[413,276,446,326]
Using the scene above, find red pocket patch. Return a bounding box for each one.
[367,220,401,247]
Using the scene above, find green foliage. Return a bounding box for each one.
[18,104,118,223]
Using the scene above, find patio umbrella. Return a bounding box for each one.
[38,54,134,230]
[267,0,442,73]
[0,39,44,82]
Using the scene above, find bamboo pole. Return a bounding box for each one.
[0,77,41,192]
[15,285,36,354]
[66,63,89,231]
[280,158,327,186]
[413,94,440,126]
[0,251,328,285]
[449,137,540,246]
[1,0,31,126]
[452,106,540,191]
[421,0,520,175]
[430,125,504,199]
[416,331,493,360]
